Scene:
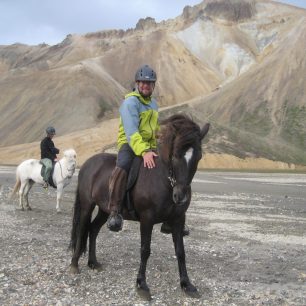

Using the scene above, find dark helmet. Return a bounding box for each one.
[135,65,157,82]
[46,126,56,135]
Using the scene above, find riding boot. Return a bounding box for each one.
[107,167,127,232]
[160,222,190,236]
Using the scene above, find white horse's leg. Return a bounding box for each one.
[18,180,28,210]
[24,181,34,210]
[56,183,64,213]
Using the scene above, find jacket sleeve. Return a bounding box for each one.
[49,141,59,154]
[120,98,150,156]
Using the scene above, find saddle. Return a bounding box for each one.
[40,160,57,189]
[122,156,142,220]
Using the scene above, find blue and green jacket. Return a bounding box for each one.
[117,91,159,156]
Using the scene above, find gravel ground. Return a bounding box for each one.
[0,172,306,305]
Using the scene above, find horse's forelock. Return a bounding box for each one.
[159,115,201,159]
[64,149,77,159]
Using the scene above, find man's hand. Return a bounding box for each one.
[143,151,158,169]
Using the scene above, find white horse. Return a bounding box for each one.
[11,149,77,212]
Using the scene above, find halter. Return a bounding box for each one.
[58,159,75,180]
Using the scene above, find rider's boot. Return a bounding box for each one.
[43,181,49,189]
[160,222,190,236]
[107,167,127,232]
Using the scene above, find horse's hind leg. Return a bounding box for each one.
[24,180,34,210]
[88,208,108,270]
[70,208,93,274]
[18,180,28,210]
[136,220,153,299]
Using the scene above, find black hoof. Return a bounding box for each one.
[88,261,103,271]
[182,283,200,298]
[185,289,201,298]
[137,287,152,301]
[69,264,80,274]
[107,214,123,232]
[136,280,151,301]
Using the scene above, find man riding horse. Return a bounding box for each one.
[40,126,60,188]
[107,65,189,235]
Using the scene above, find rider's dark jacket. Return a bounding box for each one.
[40,137,60,162]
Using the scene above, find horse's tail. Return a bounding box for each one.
[9,169,21,200]
[69,184,89,255]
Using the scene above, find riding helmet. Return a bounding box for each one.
[135,65,157,82]
[46,126,56,135]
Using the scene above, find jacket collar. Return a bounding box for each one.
[125,90,151,105]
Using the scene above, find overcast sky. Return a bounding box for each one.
[0,0,305,46]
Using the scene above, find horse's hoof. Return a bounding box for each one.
[56,210,62,214]
[69,265,80,274]
[136,279,151,300]
[26,206,32,211]
[183,284,200,298]
[185,289,200,298]
[88,261,103,271]
[136,287,152,301]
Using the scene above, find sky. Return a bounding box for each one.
[0,0,305,46]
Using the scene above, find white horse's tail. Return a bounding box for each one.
[9,171,21,199]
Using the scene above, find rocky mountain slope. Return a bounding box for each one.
[0,0,305,168]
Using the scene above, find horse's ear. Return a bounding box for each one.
[200,123,210,140]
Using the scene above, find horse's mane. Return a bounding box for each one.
[158,114,201,161]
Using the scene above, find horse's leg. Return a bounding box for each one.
[88,208,108,270]
[24,180,34,210]
[18,180,28,210]
[56,183,64,213]
[70,208,93,274]
[172,220,199,297]
[136,219,153,299]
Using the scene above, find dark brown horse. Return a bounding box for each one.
[69,114,209,298]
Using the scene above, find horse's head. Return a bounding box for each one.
[63,149,77,177]
[158,115,209,205]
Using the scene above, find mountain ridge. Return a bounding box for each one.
[0,0,305,168]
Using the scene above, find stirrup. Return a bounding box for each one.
[42,182,49,189]
[107,213,123,232]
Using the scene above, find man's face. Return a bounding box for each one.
[137,81,155,98]
[48,133,55,138]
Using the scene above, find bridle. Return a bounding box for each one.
[58,159,75,180]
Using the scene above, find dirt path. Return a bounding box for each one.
[0,171,305,305]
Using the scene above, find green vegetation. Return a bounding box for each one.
[281,105,306,150]
[205,121,306,165]
[97,98,112,119]
[234,101,273,137]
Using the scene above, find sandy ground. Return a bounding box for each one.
[0,168,306,305]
